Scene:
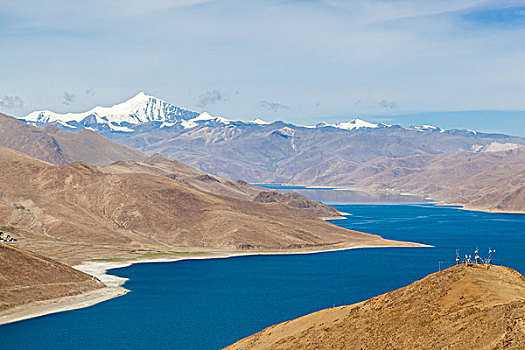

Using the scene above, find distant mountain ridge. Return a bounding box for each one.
[22,92,200,133]
[0,147,411,265]
[18,93,525,184]
[15,94,525,213]
[0,113,342,219]
[325,147,525,213]
[0,113,147,166]
[20,92,489,135]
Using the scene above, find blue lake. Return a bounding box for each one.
[1,204,524,349]
[253,184,426,203]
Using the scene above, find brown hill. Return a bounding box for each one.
[1,114,341,218]
[107,121,525,184]
[0,242,103,311]
[102,154,261,199]
[0,113,146,166]
[12,109,524,213]
[227,264,525,350]
[252,191,342,218]
[325,147,525,213]
[0,147,415,264]
[102,154,342,218]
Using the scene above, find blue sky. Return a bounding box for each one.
[1,0,524,135]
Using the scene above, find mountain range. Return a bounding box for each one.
[0,111,425,319]
[0,113,146,166]
[0,142,413,265]
[20,92,394,134]
[17,93,525,213]
[19,93,525,181]
[23,92,523,142]
[328,147,525,213]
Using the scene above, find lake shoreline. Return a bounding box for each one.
[433,201,525,215]
[0,242,430,326]
[262,183,525,215]
[0,286,127,326]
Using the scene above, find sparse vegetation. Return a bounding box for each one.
[91,251,207,262]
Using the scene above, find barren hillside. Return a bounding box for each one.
[227,264,525,350]
[0,113,146,166]
[0,147,415,264]
[0,243,104,311]
[326,147,525,213]
[102,154,342,218]
[0,114,342,218]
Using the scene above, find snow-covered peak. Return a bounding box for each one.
[249,118,270,125]
[192,112,231,124]
[334,119,380,130]
[180,112,233,129]
[20,92,200,133]
[481,142,521,153]
[314,118,379,130]
[410,124,444,132]
[194,112,214,121]
[22,93,465,137]
[85,92,195,124]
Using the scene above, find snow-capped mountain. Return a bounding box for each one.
[16,92,525,190]
[249,118,271,125]
[313,119,389,130]
[20,92,482,137]
[22,92,202,133]
[180,112,234,129]
[410,124,444,132]
[21,94,392,134]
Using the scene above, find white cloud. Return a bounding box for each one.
[0,95,24,109]
[196,89,228,108]
[1,0,525,123]
[260,101,289,112]
[62,91,75,105]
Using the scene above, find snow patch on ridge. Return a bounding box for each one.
[481,142,521,153]
[179,112,233,129]
[21,93,483,137]
[249,118,270,125]
[313,118,380,130]
[410,124,444,132]
[21,92,200,132]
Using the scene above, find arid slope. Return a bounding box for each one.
[326,147,525,213]
[0,113,146,166]
[0,114,341,218]
[0,243,103,311]
[0,147,414,264]
[227,264,525,350]
[102,154,342,218]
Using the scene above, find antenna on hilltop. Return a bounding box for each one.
[488,247,495,265]
[474,248,480,264]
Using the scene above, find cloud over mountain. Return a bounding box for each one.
[0,95,24,109]
[196,89,227,108]
[62,91,75,105]
[260,100,289,112]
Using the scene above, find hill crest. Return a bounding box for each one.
[227,264,525,349]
